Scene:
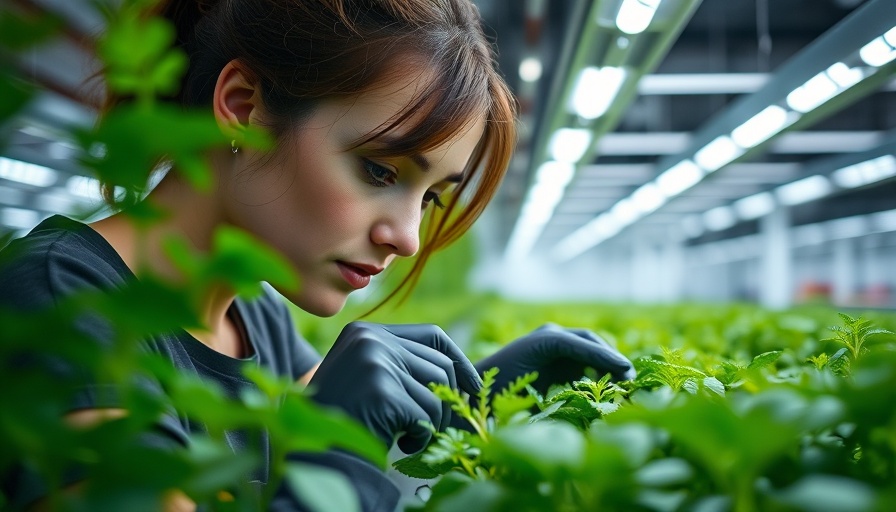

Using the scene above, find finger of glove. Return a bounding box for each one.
[393,342,453,432]
[395,372,441,453]
[554,332,634,379]
[566,328,615,351]
[383,324,481,394]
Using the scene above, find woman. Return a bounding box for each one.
[0,0,634,510]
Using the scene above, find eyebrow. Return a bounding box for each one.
[408,153,465,184]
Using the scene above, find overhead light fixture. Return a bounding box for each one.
[825,62,864,89]
[66,175,103,200]
[703,205,736,231]
[1,207,40,230]
[570,66,627,120]
[733,191,775,220]
[0,157,58,188]
[615,0,661,35]
[631,182,665,213]
[786,72,839,113]
[505,161,575,258]
[519,57,543,83]
[550,213,623,261]
[656,159,703,196]
[859,26,896,67]
[609,197,640,225]
[831,154,896,188]
[694,136,743,172]
[775,175,833,205]
[730,106,797,148]
[548,128,593,163]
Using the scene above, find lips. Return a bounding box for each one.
[335,261,384,289]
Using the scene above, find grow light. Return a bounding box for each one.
[733,192,775,220]
[655,160,703,196]
[548,128,593,164]
[730,106,796,149]
[570,66,627,120]
[615,0,661,35]
[831,154,896,188]
[775,175,832,205]
[0,157,58,188]
[694,136,743,172]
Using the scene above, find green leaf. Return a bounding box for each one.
[74,104,224,194]
[0,72,34,123]
[392,451,454,480]
[275,395,386,467]
[635,458,693,487]
[748,350,782,369]
[773,475,875,512]
[0,9,63,50]
[206,226,300,297]
[285,462,361,512]
[702,377,726,397]
[182,438,261,496]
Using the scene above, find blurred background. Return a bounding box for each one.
[2,0,895,310]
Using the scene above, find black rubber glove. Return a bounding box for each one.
[307,322,482,454]
[475,323,636,396]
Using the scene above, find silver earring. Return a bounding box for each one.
[231,139,239,154]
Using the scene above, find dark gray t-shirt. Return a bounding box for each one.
[0,215,399,511]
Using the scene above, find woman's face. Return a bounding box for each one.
[223,74,485,316]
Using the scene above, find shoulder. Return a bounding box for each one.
[0,215,132,311]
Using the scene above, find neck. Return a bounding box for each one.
[90,154,243,355]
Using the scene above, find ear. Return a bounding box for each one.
[212,60,262,140]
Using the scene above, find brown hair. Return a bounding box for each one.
[107,0,516,305]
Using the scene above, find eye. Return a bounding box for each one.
[422,191,446,210]
[361,159,396,187]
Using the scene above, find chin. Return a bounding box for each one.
[293,290,349,318]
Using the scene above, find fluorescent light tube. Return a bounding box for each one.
[615,0,661,35]
[506,161,575,258]
[703,206,736,231]
[831,154,896,188]
[551,213,623,262]
[733,192,775,220]
[570,66,627,120]
[730,106,795,148]
[1,207,40,229]
[786,72,839,113]
[825,62,863,89]
[860,28,896,67]
[775,175,832,205]
[631,182,665,213]
[67,175,103,200]
[694,136,743,172]
[610,197,640,225]
[519,57,543,83]
[548,128,593,164]
[656,159,703,196]
[0,157,58,188]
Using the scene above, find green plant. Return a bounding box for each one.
[823,313,895,361]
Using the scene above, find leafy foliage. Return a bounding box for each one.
[392,308,896,511]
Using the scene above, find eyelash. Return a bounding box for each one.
[361,158,446,210]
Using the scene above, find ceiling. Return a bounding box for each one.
[2,0,895,260]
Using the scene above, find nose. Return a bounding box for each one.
[370,204,421,258]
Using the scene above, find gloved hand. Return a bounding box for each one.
[307,322,482,454]
[475,323,636,396]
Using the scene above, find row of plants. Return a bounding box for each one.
[380,303,896,511]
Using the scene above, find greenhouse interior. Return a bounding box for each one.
[2,0,896,511]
